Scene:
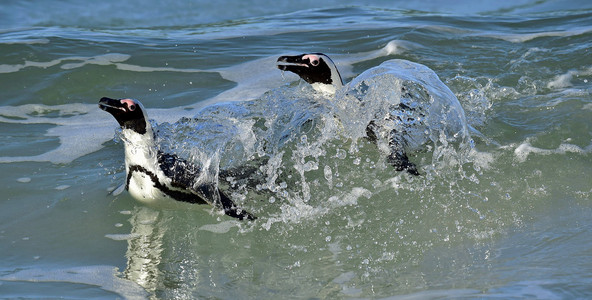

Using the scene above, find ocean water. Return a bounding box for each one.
[1,0,591,298]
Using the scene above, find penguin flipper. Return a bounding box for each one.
[157,151,203,189]
[158,151,256,219]
[387,150,420,176]
[365,120,378,142]
[219,191,257,221]
[365,122,420,176]
[196,184,256,220]
[388,129,420,176]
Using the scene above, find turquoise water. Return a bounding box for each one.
[1,0,592,298]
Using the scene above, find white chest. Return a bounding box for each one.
[122,133,171,205]
[126,169,168,204]
[120,130,199,208]
[125,165,200,209]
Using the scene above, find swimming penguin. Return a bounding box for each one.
[277,53,344,95]
[277,53,420,175]
[99,97,255,220]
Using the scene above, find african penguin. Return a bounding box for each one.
[99,97,255,220]
[276,53,420,175]
[277,53,344,95]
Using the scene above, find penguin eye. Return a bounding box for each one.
[128,104,136,111]
[310,59,319,66]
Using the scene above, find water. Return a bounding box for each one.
[1,0,591,298]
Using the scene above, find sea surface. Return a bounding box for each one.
[1,0,591,299]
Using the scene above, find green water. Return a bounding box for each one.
[1,1,592,298]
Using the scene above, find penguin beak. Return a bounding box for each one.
[277,54,334,86]
[277,55,308,73]
[98,97,126,114]
[99,97,128,128]
[99,97,148,134]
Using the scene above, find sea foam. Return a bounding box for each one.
[0,41,404,165]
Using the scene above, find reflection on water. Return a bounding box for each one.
[2,2,591,297]
[123,206,165,294]
[118,59,486,297]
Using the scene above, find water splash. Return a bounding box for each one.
[150,59,480,231]
[335,59,473,170]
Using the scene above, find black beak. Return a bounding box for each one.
[276,55,308,72]
[99,97,147,135]
[98,97,125,114]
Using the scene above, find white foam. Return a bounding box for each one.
[61,53,131,69]
[205,56,291,106]
[0,103,196,164]
[0,53,131,74]
[115,63,203,73]
[0,46,418,165]
[0,103,115,164]
[195,41,409,107]
[130,45,406,109]
[325,40,423,82]
[467,148,496,171]
[547,72,575,89]
[0,265,148,299]
[328,187,372,207]
[113,54,307,108]
[514,141,592,162]
[16,177,31,183]
[199,220,239,233]
[485,26,592,43]
[547,66,592,89]
[105,233,140,241]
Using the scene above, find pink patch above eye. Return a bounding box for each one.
[120,99,137,111]
[302,54,320,66]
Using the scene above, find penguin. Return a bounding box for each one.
[277,53,343,95]
[277,53,420,175]
[98,97,256,220]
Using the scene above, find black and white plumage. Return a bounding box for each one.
[277,53,344,95]
[277,53,420,175]
[99,97,255,220]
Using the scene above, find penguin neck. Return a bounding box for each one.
[121,126,158,171]
[309,67,343,95]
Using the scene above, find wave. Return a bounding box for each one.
[0,40,408,164]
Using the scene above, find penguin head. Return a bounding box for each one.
[99,97,149,135]
[277,53,343,94]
